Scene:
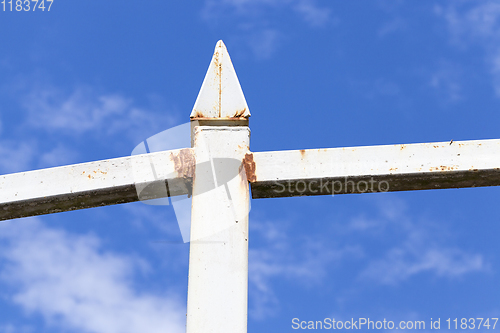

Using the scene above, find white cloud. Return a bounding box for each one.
[0,82,181,175]
[0,132,82,175]
[21,85,178,143]
[23,87,128,133]
[293,0,330,27]
[0,78,184,177]
[0,219,185,333]
[0,325,32,333]
[248,29,282,60]
[0,140,34,174]
[361,244,485,285]
[120,203,185,243]
[377,17,407,37]
[353,197,487,285]
[248,219,360,319]
[437,1,500,96]
[0,325,16,333]
[204,0,331,25]
[429,61,463,103]
[37,143,79,169]
[202,0,332,59]
[348,77,401,101]
[438,1,500,41]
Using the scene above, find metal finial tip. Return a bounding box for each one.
[190,41,250,121]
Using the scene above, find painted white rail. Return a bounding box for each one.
[249,139,500,198]
[0,148,194,220]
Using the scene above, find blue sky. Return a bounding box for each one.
[1,1,500,332]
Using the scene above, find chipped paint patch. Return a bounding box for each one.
[170,148,196,180]
[169,148,196,198]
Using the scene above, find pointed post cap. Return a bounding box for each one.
[190,41,250,122]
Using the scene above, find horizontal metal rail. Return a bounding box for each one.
[248,139,500,198]
[0,148,194,220]
[3,138,500,218]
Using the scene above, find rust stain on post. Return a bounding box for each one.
[428,165,459,172]
[233,108,247,118]
[243,153,256,183]
[192,110,205,119]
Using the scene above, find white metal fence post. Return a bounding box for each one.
[186,125,250,333]
[185,40,251,333]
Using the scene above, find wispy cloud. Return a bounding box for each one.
[24,87,130,133]
[37,143,79,169]
[0,82,180,174]
[348,77,401,100]
[428,61,463,103]
[120,203,187,245]
[203,0,330,26]
[352,197,487,285]
[0,219,185,333]
[0,140,34,174]
[249,219,361,319]
[0,324,33,333]
[247,195,485,319]
[247,29,282,60]
[362,246,484,285]
[377,17,407,37]
[22,86,177,142]
[202,0,332,59]
[293,0,330,27]
[436,1,500,96]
